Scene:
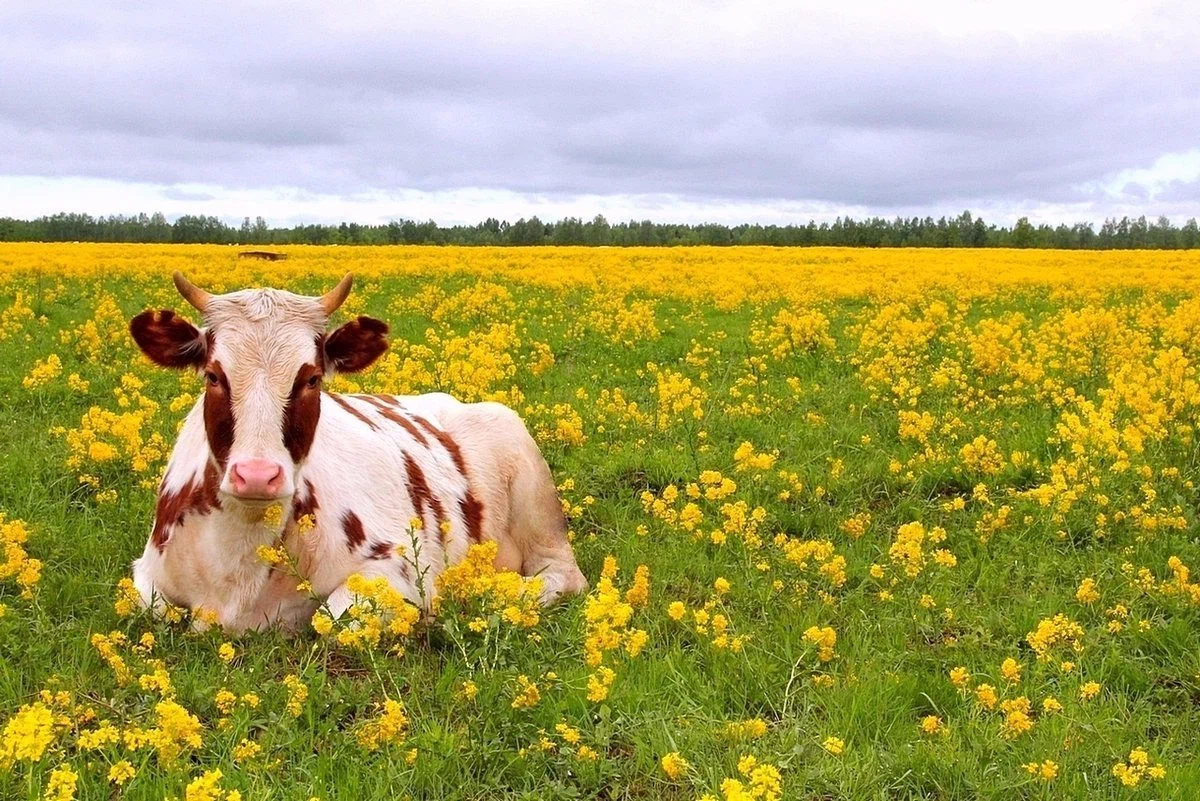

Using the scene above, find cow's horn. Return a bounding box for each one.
[319,273,353,315]
[173,272,212,312]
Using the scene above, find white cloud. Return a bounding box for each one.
[1089,149,1200,202]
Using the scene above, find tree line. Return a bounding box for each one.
[1,211,1197,249]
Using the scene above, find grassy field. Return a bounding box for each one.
[1,243,1199,800]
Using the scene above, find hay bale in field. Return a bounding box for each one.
[238,250,288,261]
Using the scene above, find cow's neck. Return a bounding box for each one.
[190,483,293,624]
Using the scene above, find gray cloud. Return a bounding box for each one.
[1,1,1198,220]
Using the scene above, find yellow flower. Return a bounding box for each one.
[624,564,650,607]
[1025,615,1084,660]
[511,675,541,710]
[217,642,236,663]
[113,577,142,617]
[107,760,136,785]
[624,628,649,657]
[42,764,78,801]
[803,625,837,662]
[214,689,237,715]
[356,699,409,751]
[283,675,308,717]
[1023,759,1058,781]
[262,503,283,529]
[1000,657,1022,683]
[194,607,219,626]
[724,754,782,801]
[1000,702,1034,740]
[311,611,334,635]
[667,601,686,621]
[726,718,769,740]
[1080,681,1101,700]
[184,769,228,801]
[555,723,581,744]
[255,544,284,565]
[949,666,971,688]
[822,736,845,755]
[232,738,262,762]
[919,715,945,736]
[661,751,689,779]
[1112,747,1166,787]
[0,701,56,765]
[78,722,120,750]
[142,699,204,763]
[586,667,615,702]
[1075,577,1100,604]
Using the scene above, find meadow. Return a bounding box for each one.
[1,243,1199,800]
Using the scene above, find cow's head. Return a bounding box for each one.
[130,273,388,502]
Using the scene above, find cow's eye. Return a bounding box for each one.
[205,371,219,386]
[307,374,321,388]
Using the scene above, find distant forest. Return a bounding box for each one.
[2,211,1198,249]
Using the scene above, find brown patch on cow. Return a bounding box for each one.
[403,452,446,530]
[356,395,384,408]
[342,511,366,550]
[355,396,429,445]
[356,394,395,409]
[412,415,466,474]
[293,479,319,522]
[193,462,222,512]
[325,316,389,373]
[283,363,323,462]
[329,393,379,430]
[461,492,485,543]
[381,409,430,446]
[366,541,392,560]
[371,394,401,407]
[203,361,235,467]
[411,414,483,544]
[151,490,185,551]
[150,463,223,552]
[130,309,207,369]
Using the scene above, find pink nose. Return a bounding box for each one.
[229,459,285,498]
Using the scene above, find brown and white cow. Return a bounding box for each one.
[128,273,587,633]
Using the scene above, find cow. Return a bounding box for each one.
[127,273,587,633]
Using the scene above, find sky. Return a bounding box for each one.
[1,0,1198,227]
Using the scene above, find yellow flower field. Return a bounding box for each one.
[2,243,1199,799]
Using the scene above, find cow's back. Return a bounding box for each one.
[299,393,483,588]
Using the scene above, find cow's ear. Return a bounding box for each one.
[130,309,207,369]
[325,316,389,373]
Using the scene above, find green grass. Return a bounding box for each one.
[1,268,1198,800]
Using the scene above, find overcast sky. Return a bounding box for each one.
[1,0,1197,226]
